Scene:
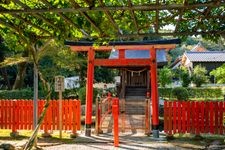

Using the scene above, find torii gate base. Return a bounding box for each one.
[66,39,180,138]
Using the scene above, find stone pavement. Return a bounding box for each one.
[42,132,203,150]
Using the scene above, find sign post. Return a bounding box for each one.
[55,76,65,139]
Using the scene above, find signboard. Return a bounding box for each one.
[55,76,65,92]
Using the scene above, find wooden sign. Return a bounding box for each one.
[55,76,65,92]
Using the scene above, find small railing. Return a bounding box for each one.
[95,93,112,134]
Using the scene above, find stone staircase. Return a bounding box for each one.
[124,86,147,115]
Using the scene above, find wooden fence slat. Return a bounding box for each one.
[3,100,6,129]
[77,100,81,130]
[9,100,12,129]
[53,100,57,130]
[223,102,225,135]
[25,100,29,130]
[196,102,200,135]
[200,101,205,133]
[28,100,31,130]
[0,100,2,129]
[214,102,219,134]
[18,100,21,130]
[15,100,19,131]
[47,100,51,132]
[163,101,167,134]
[68,100,72,130]
[164,101,168,134]
[31,100,34,129]
[172,101,177,134]
[186,101,190,133]
[1,100,4,128]
[56,100,59,130]
[182,101,186,134]
[62,100,65,130]
[219,102,223,135]
[168,101,172,135]
[177,102,181,133]
[65,100,69,131]
[40,100,44,130]
[209,102,214,134]
[190,101,194,134]
[43,100,48,131]
[205,102,209,133]
[72,100,77,134]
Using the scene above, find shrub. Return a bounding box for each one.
[159,87,223,100]
[158,66,173,87]
[0,88,45,99]
[192,65,209,87]
[158,88,173,98]
[179,67,191,87]
[77,87,99,105]
[171,87,189,100]
[187,88,223,99]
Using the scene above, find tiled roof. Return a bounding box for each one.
[185,51,225,62]
[190,42,207,52]
[109,50,167,62]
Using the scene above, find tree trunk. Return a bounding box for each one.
[0,68,11,89]
[24,63,51,150]
[12,62,27,89]
[24,39,53,150]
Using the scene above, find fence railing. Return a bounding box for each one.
[0,99,80,135]
[95,93,112,134]
[164,101,225,135]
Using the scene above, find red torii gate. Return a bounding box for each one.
[66,39,180,137]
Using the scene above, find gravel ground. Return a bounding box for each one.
[1,132,224,150]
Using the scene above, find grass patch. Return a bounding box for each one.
[0,129,76,143]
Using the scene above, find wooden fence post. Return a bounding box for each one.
[112,98,119,147]
[10,100,19,137]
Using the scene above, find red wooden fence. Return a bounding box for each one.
[0,99,80,134]
[164,101,225,135]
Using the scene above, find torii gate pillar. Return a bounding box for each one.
[85,48,95,136]
[150,47,159,138]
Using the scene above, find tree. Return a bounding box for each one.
[210,64,225,84]
[179,67,191,87]
[158,66,172,87]
[192,65,209,87]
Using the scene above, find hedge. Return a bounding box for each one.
[0,88,45,99]
[0,87,99,105]
[159,87,223,100]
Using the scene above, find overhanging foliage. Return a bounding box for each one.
[0,0,224,41]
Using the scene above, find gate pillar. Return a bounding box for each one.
[150,48,159,138]
[85,48,95,136]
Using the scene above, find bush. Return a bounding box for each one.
[77,87,99,105]
[0,88,45,99]
[171,87,189,100]
[0,88,80,100]
[187,88,223,99]
[158,66,173,87]
[192,65,209,87]
[159,87,223,100]
[158,88,173,98]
